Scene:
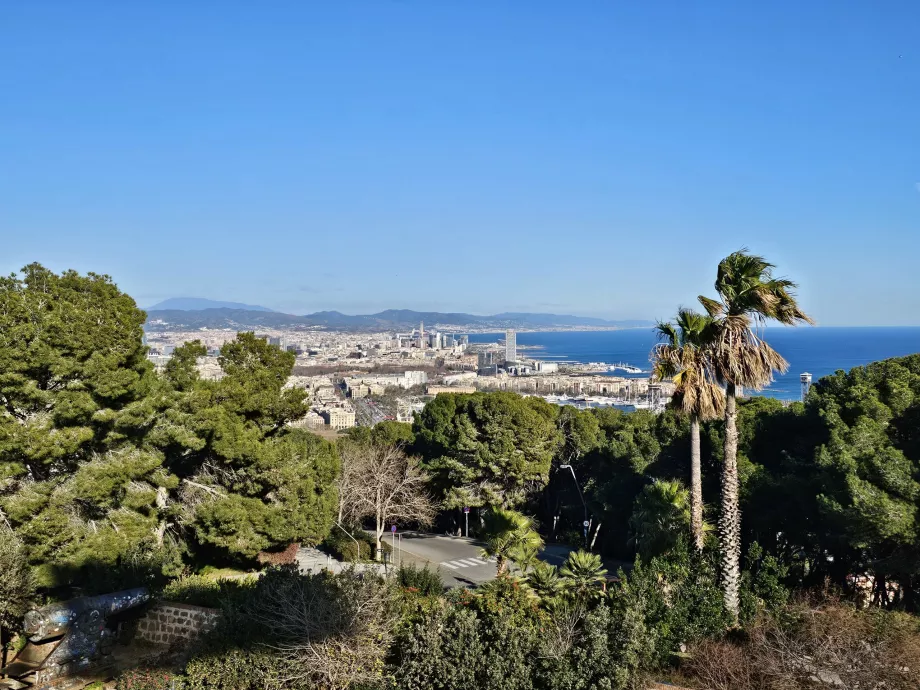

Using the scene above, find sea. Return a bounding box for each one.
[467,327,920,401]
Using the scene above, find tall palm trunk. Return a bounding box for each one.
[720,383,741,623]
[690,415,704,552]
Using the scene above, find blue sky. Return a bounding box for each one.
[1,2,918,324]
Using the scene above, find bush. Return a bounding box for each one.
[739,541,790,623]
[396,564,443,596]
[608,541,730,670]
[160,574,254,610]
[182,647,303,690]
[685,599,920,690]
[178,566,397,690]
[322,526,392,563]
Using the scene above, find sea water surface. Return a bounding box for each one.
[468,328,920,400]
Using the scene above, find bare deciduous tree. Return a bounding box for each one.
[339,444,435,559]
[246,568,396,690]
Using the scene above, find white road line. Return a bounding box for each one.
[456,559,482,567]
[441,561,459,570]
[469,557,489,565]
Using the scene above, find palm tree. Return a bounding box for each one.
[699,250,813,622]
[508,541,541,574]
[480,508,544,576]
[628,478,692,560]
[560,549,608,600]
[526,561,565,602]
[653,308,724,551]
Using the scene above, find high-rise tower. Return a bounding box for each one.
[505,329,517,363]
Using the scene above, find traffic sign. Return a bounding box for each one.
[391,525,397,533]
[463,507,470,514]
[583,520,590,527]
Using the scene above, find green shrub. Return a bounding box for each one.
[396,564,444,596]
[322,527,392,562]
[739,541,790,623]
[160,574,254,609]
[182,646,305,690]
[608,541,730,671]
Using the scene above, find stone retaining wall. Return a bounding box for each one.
[135,601,220,645]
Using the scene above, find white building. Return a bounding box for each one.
[321,407,356,429]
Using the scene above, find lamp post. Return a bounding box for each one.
[559,464,590,547]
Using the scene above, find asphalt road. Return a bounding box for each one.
[392,532,586,588]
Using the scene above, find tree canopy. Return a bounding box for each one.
[413,392,561,508]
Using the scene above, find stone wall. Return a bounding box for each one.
[135,601,220,645]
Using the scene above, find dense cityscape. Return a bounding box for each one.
[145,323,676,433]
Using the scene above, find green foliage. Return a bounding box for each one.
[480,508,544,575]
[160,573,255,610]
[610,542,731,669]
[559,550,608,601]
[396,563,444,596]
[526,561,565,601]
[0,528,34,637]
[320,525,387,562]
[628,479,692,560]
[811,355,920,588]
[739,542,790,623]
[413,391,561,507]
[1,265,341,591]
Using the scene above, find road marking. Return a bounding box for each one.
[440,561,459,570]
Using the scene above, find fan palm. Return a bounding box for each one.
[653,308,724,551]
[526,561,565,602]
[628,478,692,560]
[699,250,813,622]
[560,549,608,600]
[480,508,544,576]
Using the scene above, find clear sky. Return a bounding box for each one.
[2,2,918,324]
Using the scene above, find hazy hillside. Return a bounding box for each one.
[146,297,274,312]
[145,306,652,331]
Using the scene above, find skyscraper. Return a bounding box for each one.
[505,329,517,363]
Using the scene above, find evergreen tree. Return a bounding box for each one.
[413,392,561,508]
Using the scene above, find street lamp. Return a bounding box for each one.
[558,464,591,547]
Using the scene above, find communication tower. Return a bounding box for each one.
[800,372,812,401]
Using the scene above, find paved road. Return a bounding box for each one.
[394,533,498,587]
[393,532,592,588]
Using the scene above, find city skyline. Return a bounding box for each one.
[2,2,919,325]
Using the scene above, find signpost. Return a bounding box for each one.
[391,525,397,569]
[463,507,470,537]
[583,519,590,542]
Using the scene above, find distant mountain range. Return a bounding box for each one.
[144,304,652,331]
[146,298,274,312]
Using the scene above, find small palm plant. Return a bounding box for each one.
[508,541,541,574]
[560,550,608,600]
[628,478,692,560]
[480,508,544,576]
[526,561,565,602]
